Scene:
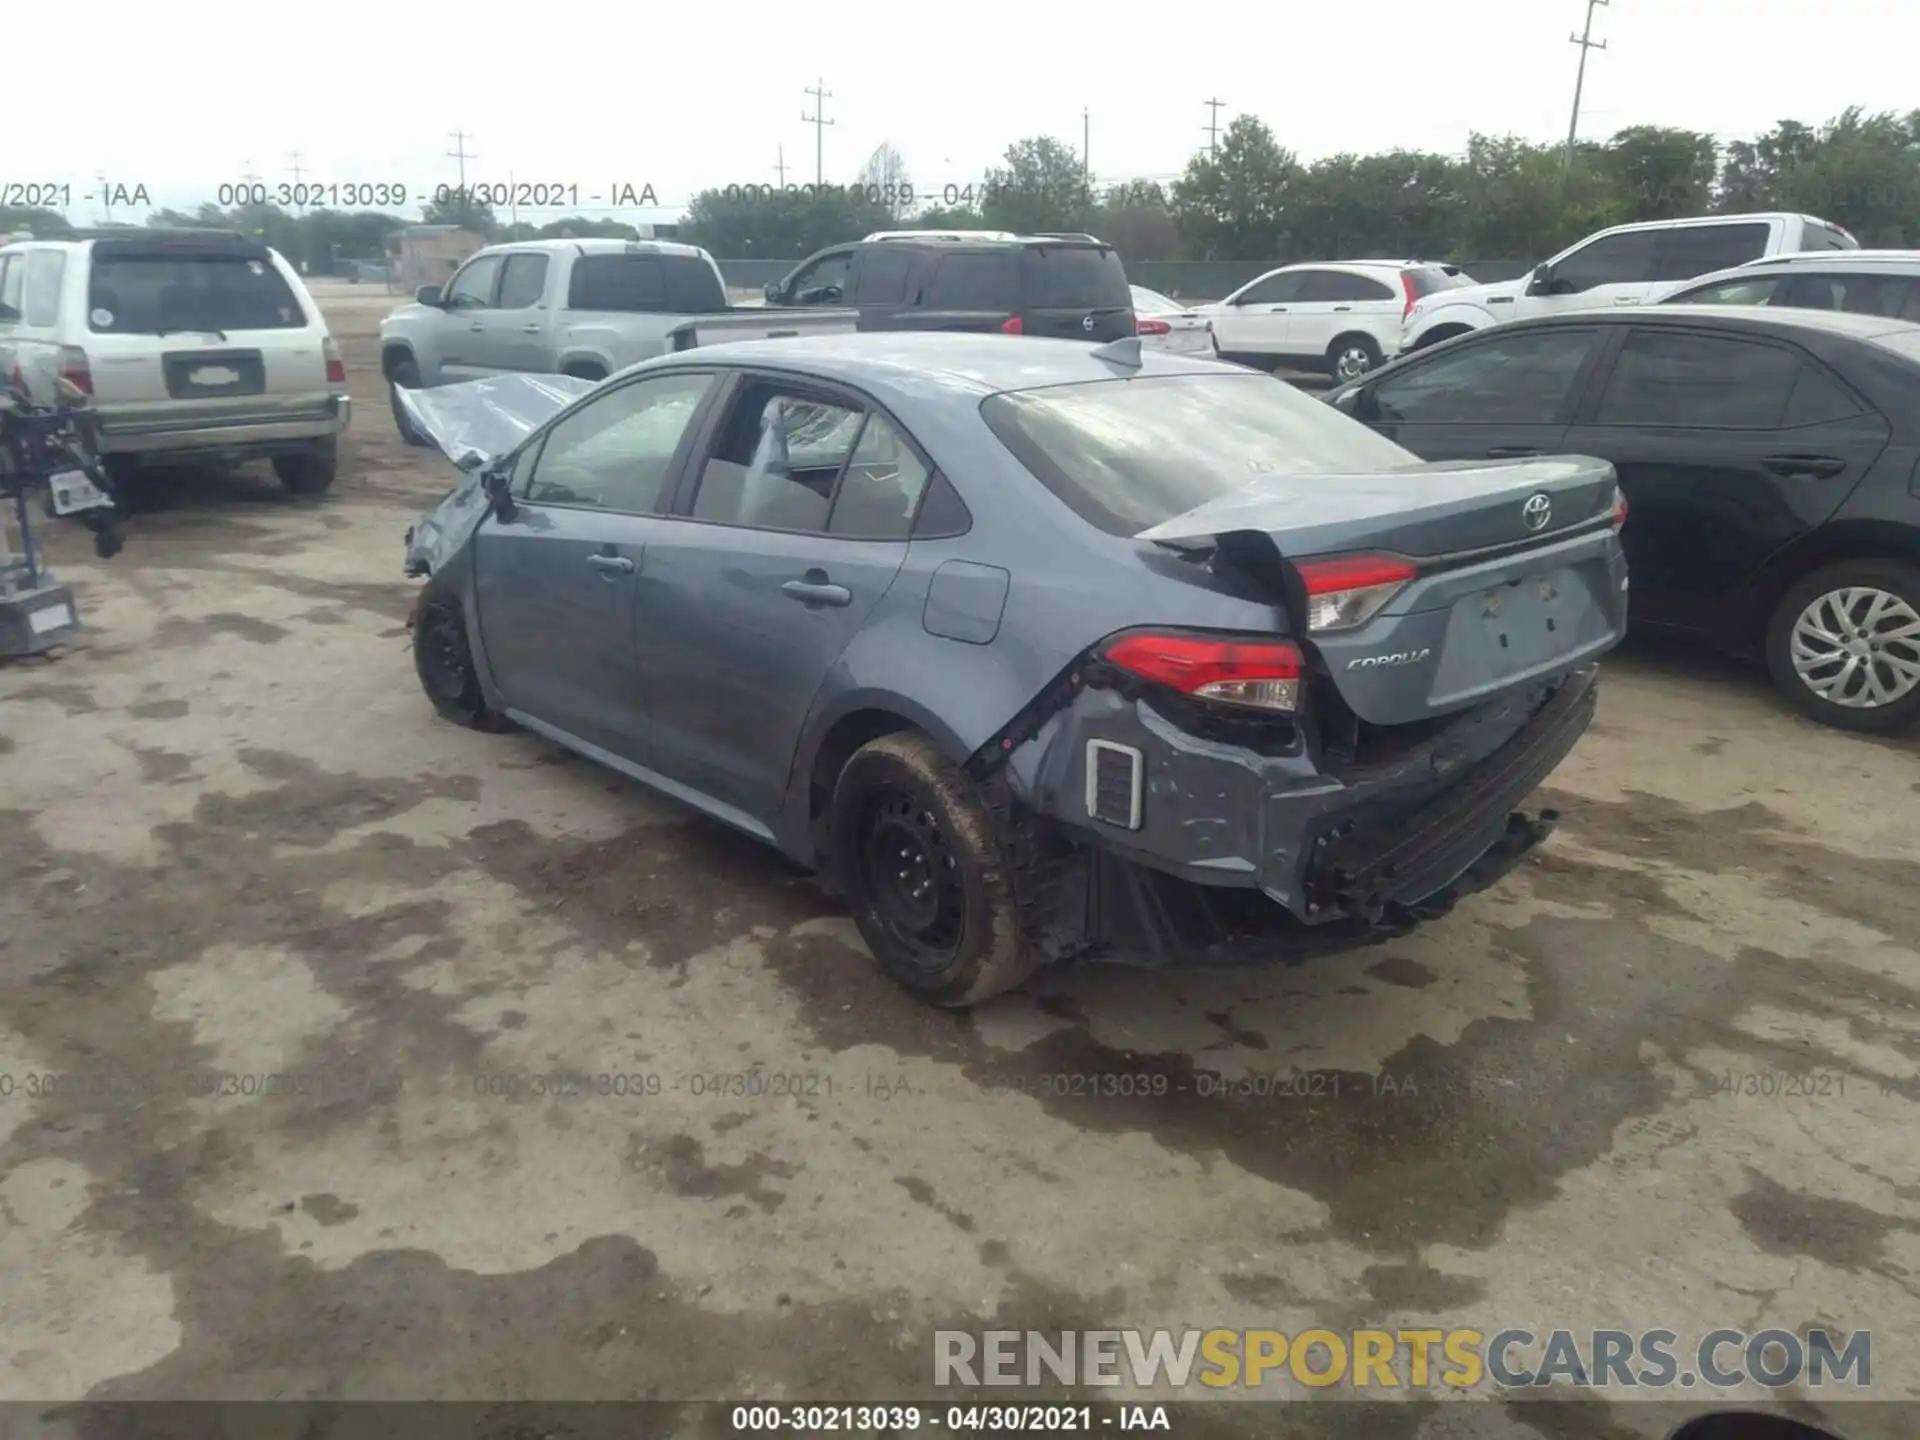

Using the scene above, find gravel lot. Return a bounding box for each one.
[0,281,1916,1436]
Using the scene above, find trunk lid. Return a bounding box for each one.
[1139,455,1630,726]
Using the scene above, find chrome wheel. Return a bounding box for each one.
[1789,585,1920,708]
[1334,345,1376,382]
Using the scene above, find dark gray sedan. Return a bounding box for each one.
[403,333,1629,1007]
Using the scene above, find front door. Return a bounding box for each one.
[1209,270,1305,359]
[472,370,719,761]
[1511,229,1661,322]
[437,253,504,381]
[1361,325,1608,462]
[638,377,934,820]
[1561,326,1889,633]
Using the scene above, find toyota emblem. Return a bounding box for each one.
[1522,493,1552,532]
[1082,314,1096,332]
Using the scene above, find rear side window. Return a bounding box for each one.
[924,252,1019,309]
[853,247,914,305]
[1651,223,1773,282]
[567,255,665,312]
[1593,331,1802,428]
[980,373,1416,538]
[22,251,66,325]
[88,252,305,333]
[1781,366,1867,427]
[1019,247,1130,309]
[0,254,24,322]
[1405,266,1473,297]
[1303,271,1396,302]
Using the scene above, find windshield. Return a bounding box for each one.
[87,253,305,333]
[1020,247,1131,309]
[980,373,1417,536]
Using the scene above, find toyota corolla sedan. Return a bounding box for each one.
[400,333,1628,1008]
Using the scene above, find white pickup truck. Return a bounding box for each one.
[1399,212,1858,355]
[378,239,856,442]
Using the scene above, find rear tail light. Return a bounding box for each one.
[1400,272,1419,318]
[999,315,1024,335]
[57,345,93,395]
[1102,631,1304,713]
[1294,553,1419,633]
[323,336,347,386]
[1136,318,1171,336]
[1611,488,1629,531]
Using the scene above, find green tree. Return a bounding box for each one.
[0,206,73,238]
[1170,115,1298,260]
[681,186,892,256]
[981,135,1090,234]
[421,193,498,238]
[1091,180,1178,261]
[1601,126,1720,222]
[1767,109,1920,244]
[1286,151,1464,261]
[910,204,986,230]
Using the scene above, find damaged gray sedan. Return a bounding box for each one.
[401,332,1629,1007]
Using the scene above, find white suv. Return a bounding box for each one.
[1198,260,1475,380]
[0,229,350,494]
[1399,212,1857,355]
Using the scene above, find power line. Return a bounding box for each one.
[447,130,477,191]
[1563,0,1609,181]
[802,80,834,187]
[1204,98,1227,154]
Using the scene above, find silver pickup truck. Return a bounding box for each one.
[377,238,856,442]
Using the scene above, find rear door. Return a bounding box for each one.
[436,253,505,381]
[1293,269,1400,368]
[472,369,720,762]
[482,251,552,373]
[1018,244,1133,341]
[638,375,931,820]
[893,250,1020,333]
[82,237,328,414]
[1560,325,1891,636]
[1359,325,1610,462]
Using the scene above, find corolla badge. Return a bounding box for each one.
[1082,314,1096,332]
[1522,492,1553,532]
[1347,647,1432,670]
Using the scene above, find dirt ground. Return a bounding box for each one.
[0,283,1917,1437]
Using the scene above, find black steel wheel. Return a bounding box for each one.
[411,590,511,731]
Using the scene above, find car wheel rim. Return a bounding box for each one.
[856,789,965,970]
[419,605,472,704]
[1790,585,1920,708]
[1337,347,1373,381]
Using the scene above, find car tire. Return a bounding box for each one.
[1328,334,1383,382]
[1764,559,1920,733]
[389,358,431,447]
[411,588,512,732]
[272,439,338,495]
[830,731,1044,1008]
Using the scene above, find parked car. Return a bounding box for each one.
[1325,307,1920,732]
[1197,260,1474,380]
[762,235,1135,342]
[401,332,1627,1007]
[1129,286,1211,355]
[1400,214,1858,355]
[0,228,350,494]
[1659,250,1920,319]
[378,240,855,444]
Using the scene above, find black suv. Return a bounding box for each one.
[764,236,1136,342]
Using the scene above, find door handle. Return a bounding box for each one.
[781,579,852,607]
[520,324,541,334]
[1487,445,1544,458]
[1333,305,1353,312]
[587,553,635,574]
[1612,297,1640,306]
[469,322,487,331]
[1267,306,1289,313]
[1762,454,1848,478]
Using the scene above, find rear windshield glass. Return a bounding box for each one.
[980,374,1417,537]
[88,253,304,333]
[566,254,725,313]
[1407,266,1474,297]
[1020,246,1132,309]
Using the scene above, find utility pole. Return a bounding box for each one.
[1082,107,1091,188]
[1563,0,1608,183]
[96,171,112,225]
[288,151,306,209]
[774,144,788,188]
[447,130,476,191]
[802,80,833,186]
[1203,98,1226,155]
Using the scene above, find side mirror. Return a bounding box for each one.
[1527,264,1553,295]
[416,284,443,306]
[764,280,784,303]
[482,467,516,521]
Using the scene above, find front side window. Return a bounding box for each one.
[789,250,854,304]
[523,372,714,512]
[1233,271,1307,306]
[1370,328,1599,425]
[1546,231,1659,293]
[443,256,502,310]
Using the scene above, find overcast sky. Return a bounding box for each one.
[12,0,1915,225]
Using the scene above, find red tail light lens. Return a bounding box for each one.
[1294,553,1419,633]
[999,315,1024,335]
[1610,488,1629,531]
[1136,318,1171,335]
[323,336,347,386]
[1400,272,1419,318]
[57,345,93,395]
[1102,631,1304,712]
